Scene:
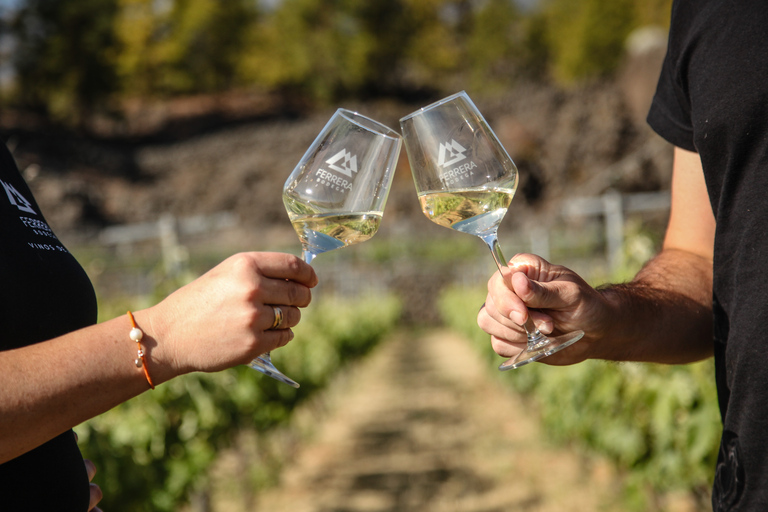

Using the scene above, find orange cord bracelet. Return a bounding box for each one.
[127,311,155,390]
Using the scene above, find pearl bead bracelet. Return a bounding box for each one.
[127,311,155,390]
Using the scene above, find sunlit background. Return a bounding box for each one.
[0,1,720,511]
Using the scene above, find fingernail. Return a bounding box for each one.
[510,310,526,325]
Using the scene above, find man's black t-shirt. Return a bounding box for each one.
[648,0,768,509]
[0,141,96,510]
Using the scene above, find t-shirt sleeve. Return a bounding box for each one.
[647,65,696,151]
[646,2,698,153]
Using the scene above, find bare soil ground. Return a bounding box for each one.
[208,330,627,512]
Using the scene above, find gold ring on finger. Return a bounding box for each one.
[270,306,284,330]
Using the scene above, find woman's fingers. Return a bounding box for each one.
[260,305,301,331]
[259,328,296,351]
[84,459,103,512]
[248,252,318,288]
[256,275,314,308]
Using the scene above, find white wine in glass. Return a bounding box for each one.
[250,109,402,387]
[401,91,584,370]
[285,209,383,264]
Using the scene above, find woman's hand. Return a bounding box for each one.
[72,431,102,512]
[84,458,103,512]
[137,252,318,378]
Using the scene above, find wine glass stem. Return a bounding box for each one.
[302,249,317,265]
[260,249,315,366]
[481,234,548,347]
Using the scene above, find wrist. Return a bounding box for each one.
[127,311,154,389]
[583,285,627,361]
[128,308,184,385]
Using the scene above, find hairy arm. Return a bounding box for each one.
[479,147,715,365]
[595,147,714,363]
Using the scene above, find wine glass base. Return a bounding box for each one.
[249,356,300,388]
[498,330,585,371]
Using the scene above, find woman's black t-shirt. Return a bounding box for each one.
[0,140,96,510]
[648,0,768,509]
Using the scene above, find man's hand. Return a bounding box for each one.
[478,253,612,366]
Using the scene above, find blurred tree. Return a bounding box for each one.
[543,0,635,83]
[353,0,427,97]
[116,0,258,96]
[113,0,160,97]
[466,0,522,93]
[516,9,551,79]
[11,0,120,123]
[238,0,467,103]
[539,0,672,84]
[238,0,391,102]
[0,13,11,100]
[398,0,463,90]
[236,0,313,97]
[3,0,676,120]
[634,0,673,27]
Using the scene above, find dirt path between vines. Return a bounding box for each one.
[212,330,625,512]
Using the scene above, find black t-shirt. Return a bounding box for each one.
[0,140,96,510]
[648,0,768,509]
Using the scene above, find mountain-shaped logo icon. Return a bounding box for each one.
[1,180,36,214]
[326,149,358,178]
[437,139,467,168]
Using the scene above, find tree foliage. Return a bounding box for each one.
[538,0,671,83]
[11,0,120,122]
[4,0,673,122]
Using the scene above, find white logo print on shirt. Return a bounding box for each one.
[1,180,37,214]
[2,179,67,252]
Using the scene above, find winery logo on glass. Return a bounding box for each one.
[438,139,476,186]
[313,149,359,192]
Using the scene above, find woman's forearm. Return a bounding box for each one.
[0,312,164,463]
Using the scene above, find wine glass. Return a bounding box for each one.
[249,108,402,387]
[400,91,584,370]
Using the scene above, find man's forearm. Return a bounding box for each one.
[594,248,713,364]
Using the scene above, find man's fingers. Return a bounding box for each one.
[489,335,526,359]
[510,271,578,312]
[489,273,528,325]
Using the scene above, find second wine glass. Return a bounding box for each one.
[400,91,584,370]
[249,108,402,387]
